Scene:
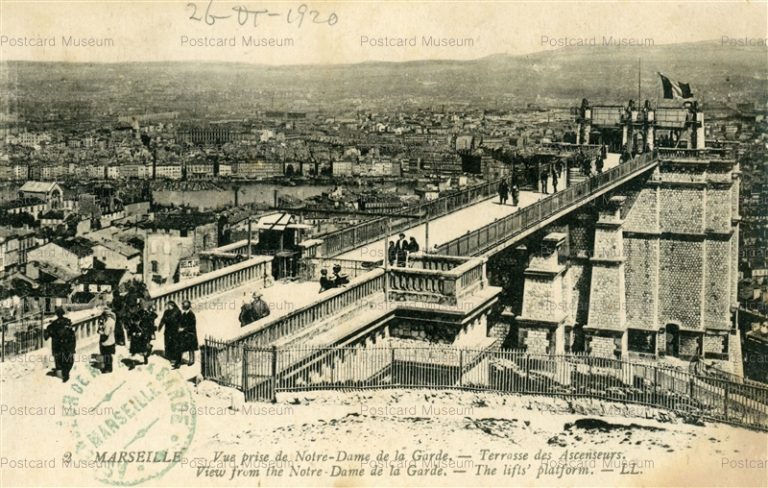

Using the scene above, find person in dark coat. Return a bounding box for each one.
[595,155,604,174]
[111,289,126,346]
[407,236,420,254]
[319,269,336,293]
[554,159,563,178]
[540,166,549,194]
[239,291,271,326]
[387,241,396,267]
[128,304,156,365]
[157,301,181,367]
[552,170,559,192]
[44,307,69,376]
[395,233,407,267]
[44,307,76,382]
[58,318,77,383]
[498,180,509,205]
[177,300,198,367]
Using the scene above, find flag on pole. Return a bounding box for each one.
[658,72,694,100]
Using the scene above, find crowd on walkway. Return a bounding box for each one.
[43,296,201,382]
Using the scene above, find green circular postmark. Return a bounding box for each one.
[60,363,196,486]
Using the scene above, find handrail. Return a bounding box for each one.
[225,269,386,349]
[149,256,273,311]
[317,175,506,257]
[436,153,657,257]
[210,255,488,349]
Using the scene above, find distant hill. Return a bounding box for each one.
[2,40,766,119]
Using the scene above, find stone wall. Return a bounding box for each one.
[623,186,658,233]
[520,328,551,355]
[587,335,620,359]
[624,237,658,329]
[588,265,625,328]
[659,239,703,330]
[660,187,704,234]
[705,188,732,233]
[568,261,591,325]
[389,319,459,345]
[703,238,732,330]
[703,332,727,356]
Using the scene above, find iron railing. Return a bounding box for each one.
[201,344,768,431]
[317,177,505,257]
[436,153,657,257]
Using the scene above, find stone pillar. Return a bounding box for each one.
[516,233,569,354]
[586,196,627,357]
[694,112,705,149]
[578,105,592,145]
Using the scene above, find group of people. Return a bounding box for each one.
[573,144,608,177]
[44,297,200,381]
[539,165,560,194]
[387,233,420,267]
[497,180,520,206]
[239,290,271,326]
[319,263,350,293]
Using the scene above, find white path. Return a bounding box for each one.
[336,154,620,262]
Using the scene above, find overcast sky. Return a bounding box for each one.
[1,1,766,65]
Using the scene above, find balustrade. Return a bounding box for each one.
[150,256,272,311]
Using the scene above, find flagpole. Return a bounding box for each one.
[638,58,641,103]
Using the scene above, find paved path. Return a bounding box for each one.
[192,280,320,342]
[336,154,620,262]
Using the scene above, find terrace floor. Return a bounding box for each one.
[335,154,620,262]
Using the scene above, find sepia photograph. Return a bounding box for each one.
[0,1,766,486]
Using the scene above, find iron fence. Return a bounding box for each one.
[201,343,768,431]
[0,312,45,360]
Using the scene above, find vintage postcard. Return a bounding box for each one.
[0,0,766,486]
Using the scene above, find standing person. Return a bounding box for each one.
[498,180,509,205]
[58,316,77,383]
[111,289,126,346]
[552,169,559,192]
[408,236,420,254]
[595,155,604,174]
[98,309,116,374]
[511,184,520,206]
[158,301,181,367]
[387,241,397,267]
[178,300,198,367]
[128,304,156,365]
[540,165,549,194]
[600,143,608,161]
[44,307,69,378]
[395,233,408,267]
